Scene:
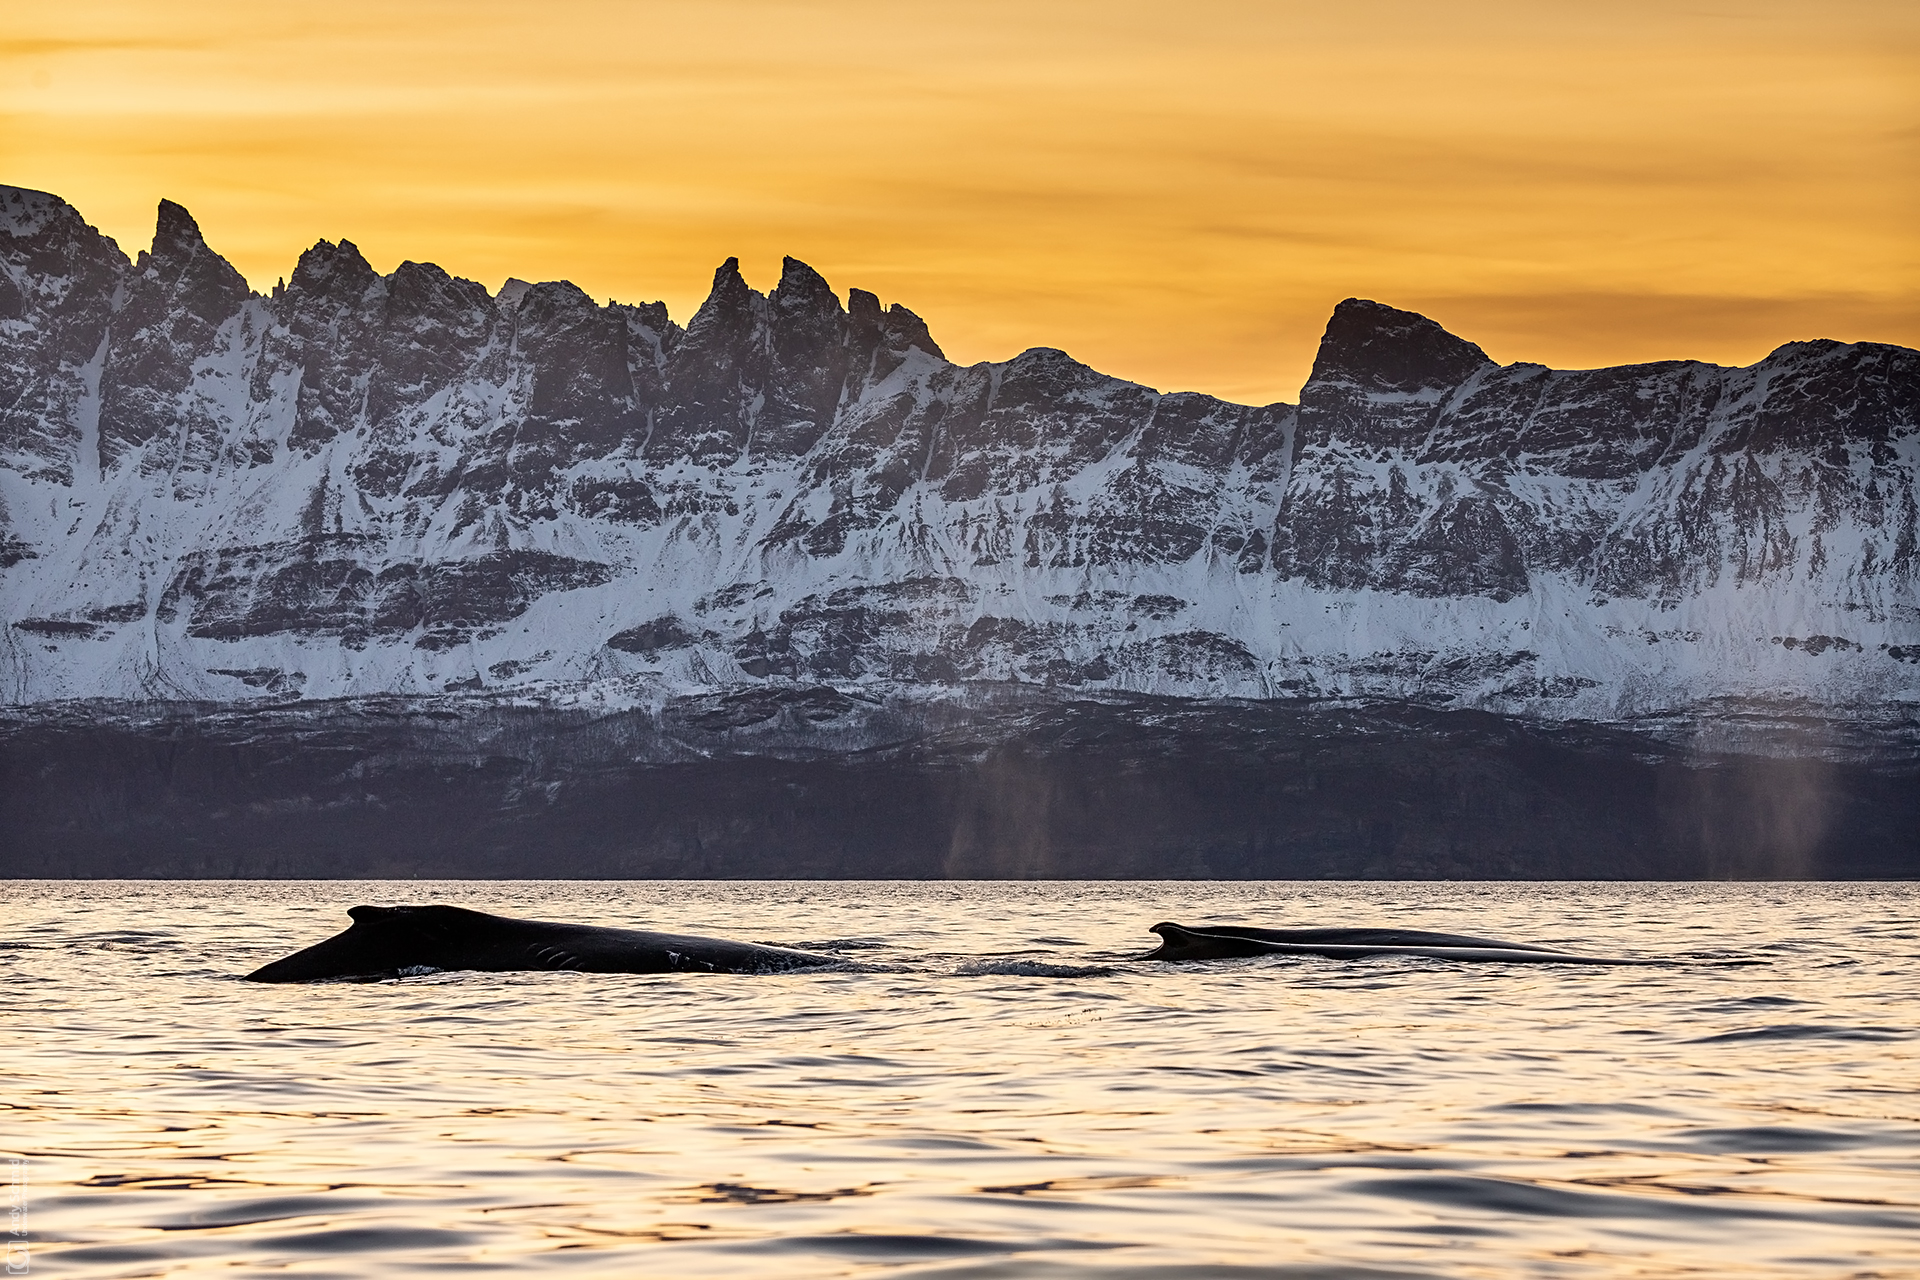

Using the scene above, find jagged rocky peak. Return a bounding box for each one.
[772,255,839,319]
[1311,297,1493,393]
[1,185,79,239]
[139,199,252,317]
[701,255,757,323]
[763,257,851,457]
[646,253,954,463]
[1298,298,1496,455]
[387,258,494,319]
[0,185,131,283]
[768,255,944,362]
[285,236,379,305]
[115,199,252,349]
[92,200,255,473]
[649,256,767,462]
[0,187,131,483]
[495,277,533,311]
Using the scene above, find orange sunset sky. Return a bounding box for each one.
[2,0,1915,406]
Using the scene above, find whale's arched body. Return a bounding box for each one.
[245,905,835,982]
[1143,922,1657,965]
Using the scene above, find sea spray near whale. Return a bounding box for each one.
[244,904,836,982]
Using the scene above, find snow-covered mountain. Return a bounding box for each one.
[3,186,1916,721]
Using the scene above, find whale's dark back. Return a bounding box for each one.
[1145,922,1555,962]
[1141,922,1654,965]
[1156,923,1551,954]
[244,904,832,982]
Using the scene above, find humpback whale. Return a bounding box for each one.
[1143,922,1658,965]
[245,905,836,982]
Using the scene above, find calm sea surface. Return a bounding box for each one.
[4,881,1917,1279]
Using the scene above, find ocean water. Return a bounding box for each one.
[4,880,1917,1279]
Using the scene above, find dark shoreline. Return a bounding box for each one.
[4,689,1916,880]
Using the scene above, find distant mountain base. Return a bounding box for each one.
[3,688,1914,879]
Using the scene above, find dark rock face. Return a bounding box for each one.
[607,616,696,654]
[156,544,614,648]
[97,201,253,477]
[1300,297,1495,455]
[651,257,763,464]
[1273,298,1920,611]
[0,189,127,485]
[0,184,1915,876]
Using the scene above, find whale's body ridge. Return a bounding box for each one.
[245,903,834,982]
[1143,921,1658,966]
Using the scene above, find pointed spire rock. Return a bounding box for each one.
[654,257,770,464]
[686,256,757,338]
[137,198,250,323]
[95,199,251,471]
[708,256,747,297]
[771,257,840,319]
[758,256,852,458]
[152,199,205,259]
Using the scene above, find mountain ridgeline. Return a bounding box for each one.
[1,187,1915,878]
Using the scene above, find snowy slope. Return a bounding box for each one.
[2,187,1916,721]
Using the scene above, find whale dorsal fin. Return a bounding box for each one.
[1144,922,1210,960]
[1143,922,1273,962]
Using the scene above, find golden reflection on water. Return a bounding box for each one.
[4,881,1918,1277]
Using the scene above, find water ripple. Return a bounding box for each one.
[6,880,1919,1278]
